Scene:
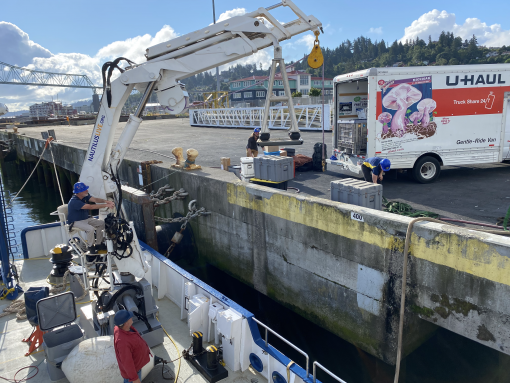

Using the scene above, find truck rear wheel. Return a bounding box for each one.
[412,156,441,184]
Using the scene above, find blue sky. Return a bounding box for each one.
[2,0,510,111]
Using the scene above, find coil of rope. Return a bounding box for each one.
[0,298,26,320]
[383,197,439,218]
[0,263,89,320]
[0,359,43,383]
[496,204,510,230]
[49,270,88,300]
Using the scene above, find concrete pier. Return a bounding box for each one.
[2,127,510,365]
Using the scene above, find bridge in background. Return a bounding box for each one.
[0,61,102,93]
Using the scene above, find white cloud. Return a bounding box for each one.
[96,25,178,64]
[216,8,246,23]
[0,23,179,111]
[368,27,383,35]
[222,49,272,71]
[1,10,312,112]
[0,22,51,66]
[401,9,510,46]
[294,35,315,50]
[324,24,339,36]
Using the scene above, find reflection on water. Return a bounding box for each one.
[0,161,72,258]
[2,160,509,383]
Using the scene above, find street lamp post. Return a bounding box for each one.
[212,0,220,93]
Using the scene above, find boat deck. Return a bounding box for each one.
[0,258,264,383]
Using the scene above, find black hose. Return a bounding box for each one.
[109,164,123,217]
[102,57,136,107]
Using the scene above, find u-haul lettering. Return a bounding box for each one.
[446,74,506,86]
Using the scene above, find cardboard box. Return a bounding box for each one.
[263,145,279,153]
[280,150,287,156]
[220,157,231,171]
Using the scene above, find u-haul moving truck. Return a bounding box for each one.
[328,64,510,183]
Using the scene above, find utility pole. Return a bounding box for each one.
[212,0,220,93]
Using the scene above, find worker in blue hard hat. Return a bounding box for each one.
[361,157,391,184]
[114,310,151,383]
[246,128,260,158]
[67,182,115,253]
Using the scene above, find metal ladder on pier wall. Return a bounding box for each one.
[1,191,18,259]
[0,176,20,299]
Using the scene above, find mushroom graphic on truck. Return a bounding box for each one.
[379,76,437,140]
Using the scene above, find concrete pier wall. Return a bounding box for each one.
[151,166,510,364]
[3,130,510,365]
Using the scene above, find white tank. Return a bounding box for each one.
[0,103,8,116]
[61,336,155,383]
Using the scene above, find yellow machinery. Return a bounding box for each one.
[202,91,229,109]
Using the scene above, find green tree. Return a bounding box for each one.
[468,34,479,59]
[309,88,321,97]
[436,51,451,62]
[452,37,462,50]
[292,91,302,97]
[181,30,507,94]
[412,46,424,63]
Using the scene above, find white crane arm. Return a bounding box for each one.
[78,0,322,277]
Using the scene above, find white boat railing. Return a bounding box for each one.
[252,316,310,377]
[313,361,347,383]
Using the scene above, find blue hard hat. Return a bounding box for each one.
[114,310,134,326]
[254,128,261,133]
[380,158,391,172]
[73,182,89,194]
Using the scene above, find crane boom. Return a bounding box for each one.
[79,0,322,277]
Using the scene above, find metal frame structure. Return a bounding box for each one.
[0,61,102,93]
[190,104,331,131]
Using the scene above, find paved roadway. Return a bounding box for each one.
[13,118,510,225]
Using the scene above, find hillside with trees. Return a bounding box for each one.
[180,31,510,93]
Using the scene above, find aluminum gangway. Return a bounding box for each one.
[190,104,332,131]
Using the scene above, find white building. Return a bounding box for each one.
[29,101,76,118]
[74,104,92,113]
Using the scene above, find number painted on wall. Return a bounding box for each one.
[351,212,364,222]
